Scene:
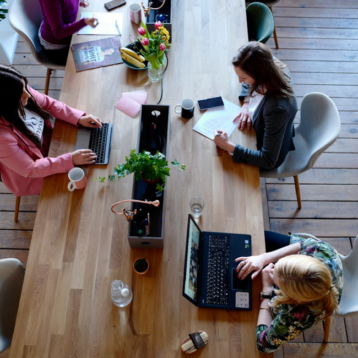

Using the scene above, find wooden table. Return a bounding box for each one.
[10,0,271,357]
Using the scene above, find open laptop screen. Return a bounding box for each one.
[183,215,201,304]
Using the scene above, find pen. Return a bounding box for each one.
[93,13,99,27]
[215,131,223,137]
[115,20,122,36]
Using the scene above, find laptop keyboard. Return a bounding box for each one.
[206,234,230,306]
[88,123,110,164]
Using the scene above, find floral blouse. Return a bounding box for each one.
[256,235,344,353]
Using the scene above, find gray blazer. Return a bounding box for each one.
[232,84,297,170]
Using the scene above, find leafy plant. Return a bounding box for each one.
[0,0,8,22]
[95,150,186,192]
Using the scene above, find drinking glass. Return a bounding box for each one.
[190,197,205,218]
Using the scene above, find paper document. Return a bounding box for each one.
[193,98,241,140]
[78,13,124,35]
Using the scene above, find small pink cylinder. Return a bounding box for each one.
[130,3,142,24]
[68,168,87,191]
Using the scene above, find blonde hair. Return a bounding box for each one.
[270,255,339,318]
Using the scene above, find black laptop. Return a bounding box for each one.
[182,214,252,310]
[75,122,113,165]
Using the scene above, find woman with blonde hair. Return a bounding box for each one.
[235,232,342,353]
[214,41,297,170]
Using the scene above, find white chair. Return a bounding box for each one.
[0,258,25,352]
[8,0,66,95]
[292,232,321,241]
[261,93,341,209]
[324,236,358,342]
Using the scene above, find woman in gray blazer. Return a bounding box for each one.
[214,42,297,170]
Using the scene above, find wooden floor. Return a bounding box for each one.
[1,0,358,357]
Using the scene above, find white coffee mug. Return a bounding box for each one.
[68,168,87,192]
[130,3,142,24]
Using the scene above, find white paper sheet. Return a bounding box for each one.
[78,13,124,35]
[193,98,241,140]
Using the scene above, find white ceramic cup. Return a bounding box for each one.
[68,168,87,192]
[130,3,142,24]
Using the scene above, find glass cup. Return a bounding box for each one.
[190,197,205,218]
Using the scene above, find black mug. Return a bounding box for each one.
[174,99,195,119]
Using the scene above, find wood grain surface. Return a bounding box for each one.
[9,1,270,357]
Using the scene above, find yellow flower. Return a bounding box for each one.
[271,338,285,345]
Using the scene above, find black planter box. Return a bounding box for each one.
[128,105,170,248]
[145,0,172,41]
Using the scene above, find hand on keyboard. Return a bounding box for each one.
[72,149,97,165]
[78,115,102,128]
[235,255,265,280]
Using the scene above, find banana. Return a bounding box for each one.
[120,50,146,69]
[121,48,145,63]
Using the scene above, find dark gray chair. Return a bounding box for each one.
[260,93,341,209]
[246,0,281,48]
[0,258,25,352]
[246,2,275,45]
[8,0,66,95]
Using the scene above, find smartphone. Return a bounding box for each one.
[198,96,224,111]
[104,0,126,11]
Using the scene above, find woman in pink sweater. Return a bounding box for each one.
[0,65,101,196]
[38,0,98,63]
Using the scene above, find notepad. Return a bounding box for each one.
[116,90,148,118]
[78,13,124,35]
[193,98,241,140]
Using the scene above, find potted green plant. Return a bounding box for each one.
[96,150,185,192]
[0,1,8,23]
[133,258,149,275]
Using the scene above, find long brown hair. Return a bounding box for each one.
[232,41,294,98]
[271,255,339,319]
[0,65,52,148]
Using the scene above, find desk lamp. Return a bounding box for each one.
[111,199,160,222]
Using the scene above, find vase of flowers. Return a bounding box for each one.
[138,21,171,83]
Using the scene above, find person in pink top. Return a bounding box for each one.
[0,65,101,196]
[38,0,98,64]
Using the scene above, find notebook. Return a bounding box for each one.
[75,123,113,165]
[182,214,252,310]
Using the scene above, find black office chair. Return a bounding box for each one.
[8,0,66,95]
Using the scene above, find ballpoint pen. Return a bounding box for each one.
[115,20,122,36]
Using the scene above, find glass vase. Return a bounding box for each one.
[148,57,167,83]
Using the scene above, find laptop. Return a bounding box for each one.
[75,122,113,165]
[182,214,252,310]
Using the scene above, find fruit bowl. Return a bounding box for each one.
[121,41,148,70]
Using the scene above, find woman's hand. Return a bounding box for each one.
[261,263,275,292]
[233,103,252,131]
[78,115,102,128]
[79,0,89,7]
[72,149,97,165]
[235,254,267,280]
[84,17,99,28]
[213,130,236,154]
